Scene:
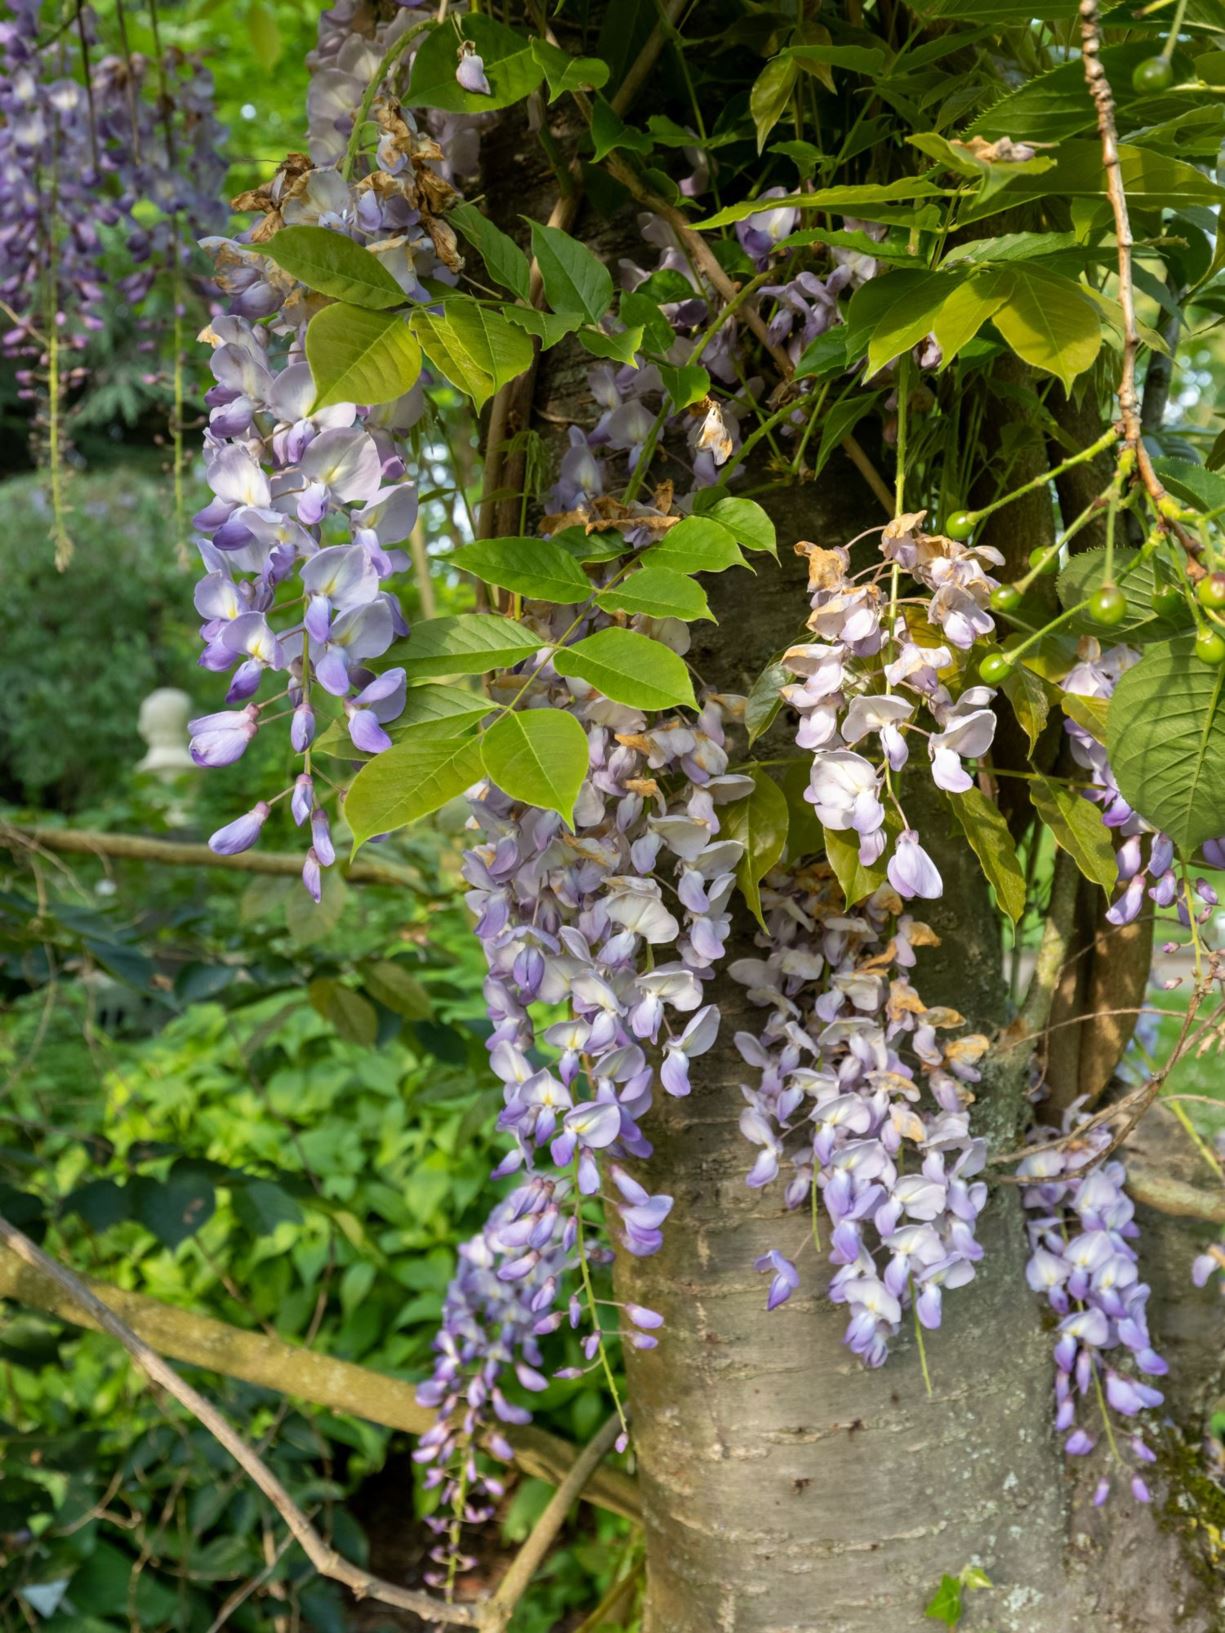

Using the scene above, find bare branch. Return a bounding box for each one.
[0,823,419,890]
[0,1243,641,1522]
[0,1216,485,1626]
[482,1414,623,1631]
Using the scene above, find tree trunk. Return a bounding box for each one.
[478,78,1225,1633]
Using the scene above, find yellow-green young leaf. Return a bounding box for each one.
[410,302,533,410]
[407,14,543,112]
[659,363,710,411]
[247,0,282,68]
[930,270,1009,366]
[501,307,584,346]
[451,538,592,604]
[578,324,644,366]
[1001,663,1054,753]
[480,707,589,826]
[946,787,1027,923]
[305,305,422,410]
[595,565,714,623]
[395,614,542,679]
[1107,635,1225,852]
[751,55,799,153]
[721,770,789,928]
[528,221,613,324]
[648,516,749,575]
[991,266,1101,392]
[346,734,485,848]
[264,227,406,309]
[823,822,891,908]
[1060,691,1109,743]
[692,494,777,555]
[1029,773,1116,891]
[553,628,696,711]
[853,269,960,376]
[698,177,948,230]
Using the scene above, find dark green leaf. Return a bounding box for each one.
[659,363,710,410]
[500,307,584,346]
[721,770,789,928]
[590,97,653,162]
[692,493,778,555]
[135,1169,215,1249]
[361,958,434,1019]
[823,821,893,907]
[1108,635,1225,852]
[264,227,406,309]
[308,977,379,1046]
[232,1180,303,1236]
[745,659,787,745]
[1056,546,1192,637]
[528,221,614,324]
[481,707,590,825]
[1001,663,1054,752]
[698,178,950,231]
[63,1178,130,1232]
[579,323,645,365]
[751,56,799,153]
[530,38,610,101]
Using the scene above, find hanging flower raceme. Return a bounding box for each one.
[730,869,990,1364]
[1019,1114,1168,1504]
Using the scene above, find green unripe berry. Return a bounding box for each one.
[1027,546,1059,577]
[1089,585,1127,627]
[1132,55,1173,93]
[944,510,976,542]
[991,584,1022,614]
[1151,584,1184,618]
[1195,628,1225,666]
[1196,572,1225,610]
[978,650,1013,685]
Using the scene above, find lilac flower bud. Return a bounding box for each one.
[311,809,336,867]
[291,703,316,752]
[291,774,314,827]
[1130,1475,1151,1503]
[456,43,492,95]
[189,706,258,767]
[209,802,270,855]
[302,849,322,903]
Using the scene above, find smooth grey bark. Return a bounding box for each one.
[477,79,1224,1633]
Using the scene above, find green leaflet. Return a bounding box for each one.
[448,202,532,302]
[452,537,593,604]
[410,301,533,410]
[394,614,543,679]
[553,628,696,711]
[346,734,486,848]
[1029,773,1117,891]
[480,707,589,827]
[595,565,714,623]
[304,305,422,411]
[947,787,1026,923]
[721,770,789,929]
[528,221,613,324]
[264,227,406,309]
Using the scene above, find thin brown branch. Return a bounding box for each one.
[482,1414,623,1631]
[0,1216,482,1627]
[0,824,419,890]
[1078,0,1199,563]
[0,1244,641,1523]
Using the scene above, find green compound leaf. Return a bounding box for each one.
[480,707,589,827]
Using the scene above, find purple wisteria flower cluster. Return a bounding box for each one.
[1019,1116,1168,1505]
[783,519,1003,891]
[413,1181,575,1586]
[188,9,472,897]
[730,871,991,1361]
[0,0,225,376]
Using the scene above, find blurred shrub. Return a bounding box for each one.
[0,472,197,811]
